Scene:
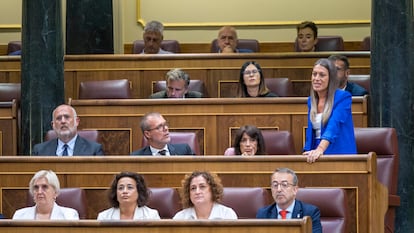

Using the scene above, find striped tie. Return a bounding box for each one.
[62,144,69,156]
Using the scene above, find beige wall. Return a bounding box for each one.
[0,0,371,53]
[127,0,370,42]
[0,0,22,44]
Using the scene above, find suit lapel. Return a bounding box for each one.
[291,200,302,219]
[73,137,84,155]
[48,139,59,155]
[167,144,177,155]
[271,204,279,219]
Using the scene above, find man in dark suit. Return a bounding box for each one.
[256,168,322,233]
[328,54,369,96]
[32,104,103,156]
[131,112,195,156]
[149,69,203,99]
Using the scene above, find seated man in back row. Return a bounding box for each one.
[328,54,369,96]
[131,112,195,156]
[141,20,172,54]
[149,68,203,98]
[215,26,253,53]
[32,104,104,156]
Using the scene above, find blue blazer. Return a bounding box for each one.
[345,82,368,96]
[131,143,195,156]
[256,200,322,233]
[32,136,104,156]
[303,89,357,154]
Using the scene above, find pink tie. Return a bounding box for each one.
[279,210,288,219]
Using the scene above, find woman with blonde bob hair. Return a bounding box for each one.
[173,171,237,219]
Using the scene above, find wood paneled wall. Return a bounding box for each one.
[0,101,18,155]
[124,41,365,54]
[0,52,370,100]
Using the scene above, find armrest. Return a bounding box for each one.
[388,194,400,207]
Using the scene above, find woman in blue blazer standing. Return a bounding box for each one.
[303,58,357,163]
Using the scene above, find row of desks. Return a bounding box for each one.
[0,219,312,233]
[0,154,387,233]
[0,52,370,98]
[0,96,368,156]
[0,97,368,156]
[68,97,368,155]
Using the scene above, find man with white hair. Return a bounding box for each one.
[32,104,103,156]
[141,20,172,54]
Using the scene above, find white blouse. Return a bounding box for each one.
[97,206,160,220]
[173,203,238,220]
[312,113,323,139]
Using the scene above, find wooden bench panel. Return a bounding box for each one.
[0,154,387,233]
[0,101,18,155]
[68,97,368,155]
[0,53,370,99]
[0,219,313,233]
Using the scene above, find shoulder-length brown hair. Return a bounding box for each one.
[108,171,150,208]
[179,171,223,208]
[233,125,266,155]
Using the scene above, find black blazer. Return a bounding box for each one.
[32,136,104,156]
[131,143,195,156]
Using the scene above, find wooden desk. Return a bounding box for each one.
[68,97,368,155]
[0,219,312,233]
[0,101,18,155]
[0,52,370,99]
[0,154,387,233]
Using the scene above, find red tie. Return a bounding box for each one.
[279,210,288,219]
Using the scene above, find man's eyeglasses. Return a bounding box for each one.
[243,69,260,76]
[271,181,295,189]
[147,122,169,131]
[336,66,346,71]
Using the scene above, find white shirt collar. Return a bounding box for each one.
[57,135,78,156]
[149,145,170,156]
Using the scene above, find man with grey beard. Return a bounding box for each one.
[32,104,103,156]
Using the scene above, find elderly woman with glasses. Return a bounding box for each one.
[237,61,278,97]
[12,170,79,220]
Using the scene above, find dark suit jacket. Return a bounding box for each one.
[345,81,368,96]
[131,143,195,155]
[149,90,203,98]
[32,136,104,156]
[256,200,322,233]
